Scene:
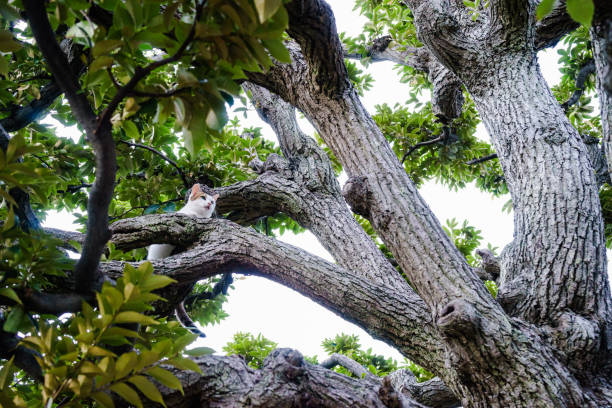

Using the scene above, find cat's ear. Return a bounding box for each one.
[212,193,219,201]
[189,184,202,200]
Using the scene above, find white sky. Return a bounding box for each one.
[40,2,598,364]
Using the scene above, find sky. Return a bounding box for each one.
[40,1,585,364]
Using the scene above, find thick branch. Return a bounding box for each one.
[106,214,446,374]
[162,349,426,407]
[23,0,116,294]
[285,0,351,98]
[534,0,579,50]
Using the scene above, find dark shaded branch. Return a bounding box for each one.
[534,0,580,50]
[0,317,43,382]
[466,153,498,165]
[19,289,88,314]
[401,136,443,163]
[561,59,596,112]
[119,140,189,188]
[0,83,61,132]
[174,302,206,338]
[23,0,116,294]
[0,123,40,231]
[285,0,351,98]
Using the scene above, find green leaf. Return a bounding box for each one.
[254,0,282,23]
[128,375,166,407]
[0,288,21,305]
[92,39,123,57]
[145,367,183,393]
[566,0,594,26]
[110,383,143,408]
[0,355,14,388]
[140,274,176,292]
[89,56,114,73]
[0,55,8,77]
[114,311,160,325]
[184,346,215,356]
[3,307,24,333]
[0,29,20,52]
[123,120,139,140]
[91,391,115,408]
[115,352,137,380]
[166,357,202,374]
[262,39,291,63]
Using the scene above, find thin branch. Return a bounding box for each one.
[466,153,498,165]
[119,140,189,188]
[109,198,183,221]
[400,136,443,163]
[320,353,377,381]
[97,0,206,131]
[175,301,206,337]
[561,59,596,112]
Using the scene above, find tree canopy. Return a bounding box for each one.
[1,0,612,407]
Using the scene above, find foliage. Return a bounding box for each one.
[372,98,507,196]
[222,332,277,369]
[537,0,595,27]
[0,262,210,408]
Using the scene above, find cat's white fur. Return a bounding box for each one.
[147,184,218,260]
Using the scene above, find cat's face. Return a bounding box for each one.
[182,184,219,217]
[194,192,218,211]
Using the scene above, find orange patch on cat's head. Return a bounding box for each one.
[189,183,206,201]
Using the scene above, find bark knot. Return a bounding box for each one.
[342,175,372,218]
[437,299,482,336]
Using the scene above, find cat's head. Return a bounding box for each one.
[184,183,219,217]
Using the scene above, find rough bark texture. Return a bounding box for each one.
[158,350,426,408]
[593,18,612,182]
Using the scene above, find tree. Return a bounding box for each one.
[1,0,612,406]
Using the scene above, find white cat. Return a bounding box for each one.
[147,183,219,260]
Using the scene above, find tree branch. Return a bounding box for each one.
[561,59,595,112]
[119,140,189,189]
[162,349,427,407]
[387,369,460,408]
[466,153,498,165]
[106,214,447,374]
[320,353,377,381]
[23,0,116,294]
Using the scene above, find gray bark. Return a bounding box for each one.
[160,349,426,408]
[593,19,612,182]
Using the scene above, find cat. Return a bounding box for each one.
[147,183,219,260]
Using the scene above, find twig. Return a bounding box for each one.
[400,136,443,163]
[109,198,183,220]
[119,140,189,188]
[320,353,376,380]
[467,153,498,165]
